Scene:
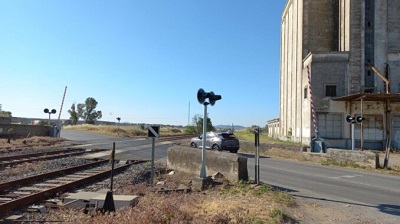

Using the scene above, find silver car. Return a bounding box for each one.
[190,132,240,153]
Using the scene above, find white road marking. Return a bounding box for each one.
[330,174,363,179]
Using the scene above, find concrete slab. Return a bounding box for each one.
[34,183,61,187]
[64,191,138,210]
[63,199,88,209]
[96,188,111,193]
[78,150,123,159]
[57,177,82,181]
[19,187,44,191]
[91,194,139,210]
[84,170,103,173]
[4,215,24,222]
[64,192,102,203]
[65,175,87,178]
[0,197,12,202]
[13,191,32,195]
[46,179,71,183]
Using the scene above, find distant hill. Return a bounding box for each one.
[215,125,246,131]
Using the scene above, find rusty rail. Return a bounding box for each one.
[152,134,197,141]
[0,160,108,192]
[0,148,105,167]
[0,160,146,214]
[0,148,85,161]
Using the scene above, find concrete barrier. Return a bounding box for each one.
[167,146,248,182]
[327,148,376,167]
[0,124,49,138]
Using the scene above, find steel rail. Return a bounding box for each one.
[0,148,104,161]
[151,134,197,141]
[0,148,85,161]
[0,160,146,214]
[0,149,105,167]
[0,160,108,192]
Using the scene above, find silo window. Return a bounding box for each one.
[325,85,337,97]
[304,86,308,99]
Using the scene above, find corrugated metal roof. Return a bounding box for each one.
[333,93,400,102]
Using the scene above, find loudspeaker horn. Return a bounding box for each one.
[44,108,49,113]
[209,91,222,106]
[355,115,364,123]
[197,88,207,104]
[346,114,354,123]
[209,91,216,105]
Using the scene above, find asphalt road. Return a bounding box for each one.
[244,153,400,219]
[62,129,400,218]
[61,129,172,161]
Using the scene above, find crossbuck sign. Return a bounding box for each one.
[148,126,160,138]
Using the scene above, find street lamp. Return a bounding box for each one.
[116,117,121,135]
[196,88,222,178]
[44,108,57,125]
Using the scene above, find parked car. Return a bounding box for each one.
[190,132,240,153]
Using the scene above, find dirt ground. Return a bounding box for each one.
[0,137,65,151]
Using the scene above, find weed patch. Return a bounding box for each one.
[269,208,293,223]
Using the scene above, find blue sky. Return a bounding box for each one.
[0,0,286,127]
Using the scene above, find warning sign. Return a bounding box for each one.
[148,126,160,138]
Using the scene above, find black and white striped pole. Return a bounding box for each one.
[254,127,260,184]
[148,126,160,186]
[103,142,116,213]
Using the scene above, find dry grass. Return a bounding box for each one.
[0,136,64,151]
[63,124,185,138]
[44,171,297,223]
[0,162,46,181]
[63,124,147,137]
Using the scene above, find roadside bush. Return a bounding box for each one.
[170,128,182,133]
[185,126,198,134]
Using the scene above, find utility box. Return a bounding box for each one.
[49,126,59,137]
[311,137,326,153]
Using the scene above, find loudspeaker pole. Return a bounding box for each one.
[200,102,209,178]
[196,88,221,179]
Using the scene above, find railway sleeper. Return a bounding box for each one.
[0,160,146,215]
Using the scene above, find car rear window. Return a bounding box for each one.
[219,133,236,138]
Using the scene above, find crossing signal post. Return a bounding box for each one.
[44,108,57,125]
[116,117,121,135]
[346,115,364,150]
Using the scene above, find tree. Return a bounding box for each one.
[192,115,201,134]
[192,114,215,134]
[77,97,102,124]
[0,111,12,118]
[67,103,79,125]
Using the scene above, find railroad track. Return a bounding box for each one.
[153,134,196,141]
[0,159,147,214]
[0,148,106,167]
